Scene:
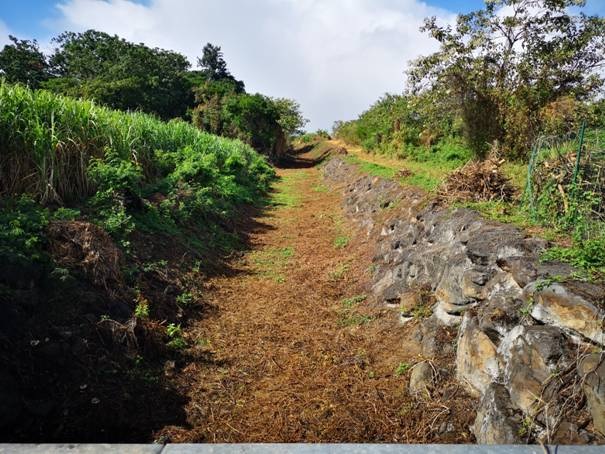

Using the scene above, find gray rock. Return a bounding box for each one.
[408,317,455,358]
[473,384,521,444]
[526,282,605,346]
[456,314,501,397]
[398,290,422,315]
[577,353,605,435]
[409,362,434,397]
[433,302,465,327]
[478,295,523,338]
[552,420,593,444]
[498,325,572,415]
[496,256,538,288]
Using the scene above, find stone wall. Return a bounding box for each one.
[324,157,605,444]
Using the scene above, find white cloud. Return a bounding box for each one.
[51,0,455,130]
[0,20,13,48]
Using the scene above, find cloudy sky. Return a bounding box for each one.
[1,0,604,130]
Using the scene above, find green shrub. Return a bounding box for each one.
[0,196,49,266]
[333,93,471,167]
[542,235,605,274]
[394,362,412,376]
[333,235,349,249]
[134,297,150,319]
[192,81,286,159]
[176,292,194,307]
[166,323,187,350]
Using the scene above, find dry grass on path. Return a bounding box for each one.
[162,149,475,443]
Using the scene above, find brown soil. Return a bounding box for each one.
[159,149,475,443]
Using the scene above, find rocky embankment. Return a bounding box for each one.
[324,157,605,444]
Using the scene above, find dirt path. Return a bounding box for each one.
[167,150,472,443]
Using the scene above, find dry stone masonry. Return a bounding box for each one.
[323,157,605,444]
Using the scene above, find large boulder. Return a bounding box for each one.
[525,282,605,346]
[407,317,456,358]
[499,325,572,415]
[409,362,434,397]
[456,314,500,397]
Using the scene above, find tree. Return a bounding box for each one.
[408,0,605,158]
[191,78,242,135]
[198,43,244,92]
[191,43,285,158]
[271,98,309,137]
[0,36,49,88]
[45,30,192,119]
[192,86,286,159]
[222,93,284,156]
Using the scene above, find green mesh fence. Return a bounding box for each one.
[524,122,605,236]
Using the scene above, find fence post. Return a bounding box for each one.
[525,139,540,220]
[569,121,587,225]
[572,121,586,186]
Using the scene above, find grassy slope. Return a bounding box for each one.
[332,139,457,192]
[0,82,274,203]
[333,138,527,194]
[0,83,279,441]
[0,82,276,257]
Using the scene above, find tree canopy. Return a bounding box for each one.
[0,31,307,160]
[0,36,49,88]
[408,0,605,158]
[43,30,193,119]
[198,43,244,92]
[271,98,309,137]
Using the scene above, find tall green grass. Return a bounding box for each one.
[0,82,274,205]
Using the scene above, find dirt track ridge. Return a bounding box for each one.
[164,148,473,443]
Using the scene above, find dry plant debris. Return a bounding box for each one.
[158,150,476,443]
[48,220,124,295]
[439,154,516,203]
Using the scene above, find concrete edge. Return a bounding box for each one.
[1,444,603,454]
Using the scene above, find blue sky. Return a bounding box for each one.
[1,1,57,38]
[1,0,603,129]
[6,0,603,45]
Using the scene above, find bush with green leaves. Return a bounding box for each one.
[333,93,470,168]
[42,30,193,120]
[408,0,605,159]
[0,196,50,268]
[192,82,286,160]
[531,176,605,275]
[542,235,605,275]
[166,323,187,350]
[0,35,49,89]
